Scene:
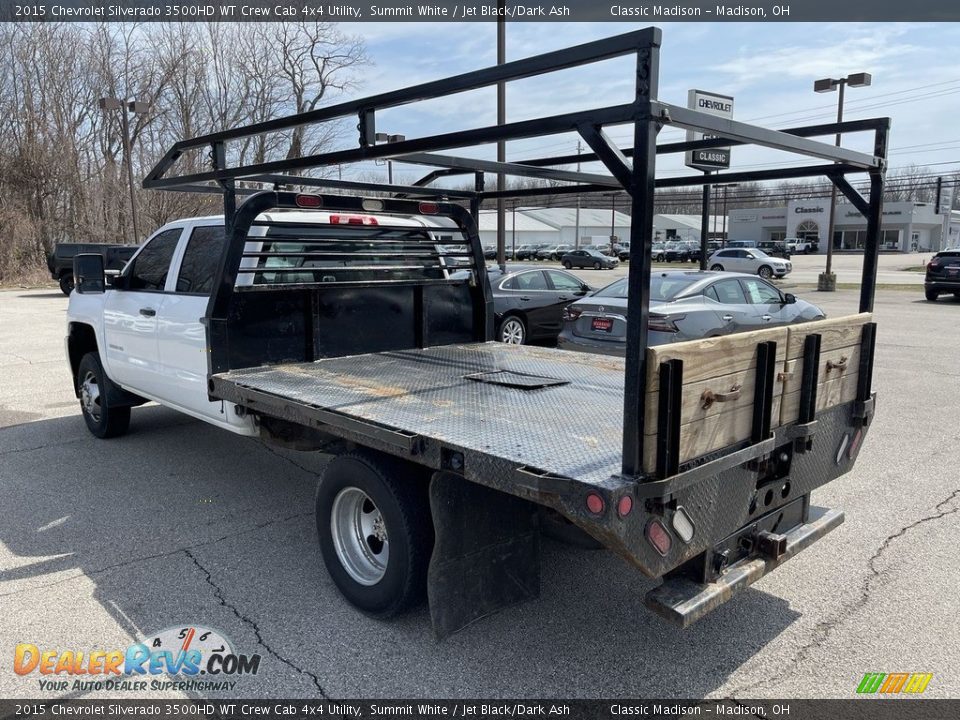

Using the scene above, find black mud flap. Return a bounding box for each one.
[428,471,540,639]
[644,506,844,628]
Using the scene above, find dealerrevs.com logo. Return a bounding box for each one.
[14,625,261,693]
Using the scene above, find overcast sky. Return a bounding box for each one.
[336,21,960,186]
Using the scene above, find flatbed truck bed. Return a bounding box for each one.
[212,342,627,488]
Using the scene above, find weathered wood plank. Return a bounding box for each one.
[642,400,781,474]
[785,313,872,358]
[781,370,860,425]
[780,344,862,425]
[645,366,788,434]
[646,326,788,386]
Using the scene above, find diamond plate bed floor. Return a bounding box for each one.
[214,342,627,485]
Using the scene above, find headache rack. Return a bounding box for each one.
[143,25,888,485]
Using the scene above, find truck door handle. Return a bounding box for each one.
[722,314,733,322]
[139,307,156,317]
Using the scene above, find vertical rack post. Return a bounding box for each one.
[859,122,888,313]
[621,32,661,479]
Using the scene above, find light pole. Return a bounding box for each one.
[813,72,872,291]
[99,97,150,242]
[374,132,406,184]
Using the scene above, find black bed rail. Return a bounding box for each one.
[143,26,889,482]
[204,191,493,376]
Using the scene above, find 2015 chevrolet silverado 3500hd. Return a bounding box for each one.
[65,27,888,636]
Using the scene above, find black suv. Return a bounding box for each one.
[924,249,960,301]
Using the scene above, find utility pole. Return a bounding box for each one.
[99,97,150,243]
[574,140,582,249]
[496,7,506,268]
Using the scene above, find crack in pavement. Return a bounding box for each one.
[0,511,311,598]
[184,548,329,698]
[730,487,960,697]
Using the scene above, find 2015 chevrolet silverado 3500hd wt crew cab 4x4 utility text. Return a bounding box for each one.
[65,28,888,636]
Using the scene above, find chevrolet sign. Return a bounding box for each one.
[685,89,734,172]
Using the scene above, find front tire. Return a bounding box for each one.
[316,452,432,618]
[59,274,75,295]
[593,261,601,270]
[925,288,939,301]
[758,265,773,279]
[498,315,527,345]
[710,264,724,272]
[77,353,130,438]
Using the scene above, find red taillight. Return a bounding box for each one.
[617,495,633,518]
[295,194,322,208]
[586,493,605,515]
[928,260,939,270]
[418,202,439,215]
[646,519,672,556]
[648,314,683,333]
[329,214,378,226]
[562,306,583,322]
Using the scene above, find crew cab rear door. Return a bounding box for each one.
[156,223,242,426]
[102,228,182,395]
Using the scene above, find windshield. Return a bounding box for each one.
[592,274,698,301]
[749,248,772,259]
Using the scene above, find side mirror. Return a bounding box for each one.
[73,254,105,294]
[783,293,797,304]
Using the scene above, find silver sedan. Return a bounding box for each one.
[557,271,825,353]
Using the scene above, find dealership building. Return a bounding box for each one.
[728,200,959,253]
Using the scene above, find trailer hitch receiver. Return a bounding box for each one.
[756,530,788,561]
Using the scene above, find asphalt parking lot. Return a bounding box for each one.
[1,280,958,700]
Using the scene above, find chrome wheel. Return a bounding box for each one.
[758,265,773,279]
[500,317,525,344]
[330,487,389,586]
[79,370,102,422]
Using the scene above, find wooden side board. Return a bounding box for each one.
[780,313,871,425]
[640,315,872,475]
[643,326,788,474]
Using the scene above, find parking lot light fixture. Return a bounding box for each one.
[813,73,872,291]
[99,96,151,243]
[374,132,406,185]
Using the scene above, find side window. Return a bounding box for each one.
[712,279,747,304]
[177,226,226,295]
[704,285,721,303]
[515,271,549,290]
[500,276,519,290]
[126,229,181,291]
[740,278,782,304]
[546,270,583,291]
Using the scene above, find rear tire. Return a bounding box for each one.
[316,452,432,618]
[758,265,773,279]
[562,261,572,269]
[59,274,74,296]
[77,353,130,439]
[710,264,724,272]
[925,288,939,301]
[498,315,527,345]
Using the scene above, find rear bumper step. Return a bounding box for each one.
[644,506,844,628]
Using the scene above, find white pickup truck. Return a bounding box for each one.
[786,237,817,255]
[63,191,878,635]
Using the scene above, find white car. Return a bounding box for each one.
[708,248,792,279]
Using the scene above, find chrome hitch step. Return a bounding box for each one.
[644,507,844,628]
